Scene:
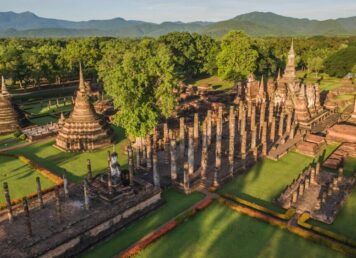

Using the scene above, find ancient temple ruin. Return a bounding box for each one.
[0,76,23,134]
[55,66,114,152]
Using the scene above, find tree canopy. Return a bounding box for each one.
[217,31,258,83]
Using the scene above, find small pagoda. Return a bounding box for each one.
[55,65,114,152]
[0,76,21,134]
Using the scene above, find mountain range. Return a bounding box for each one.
[0,11,355,38]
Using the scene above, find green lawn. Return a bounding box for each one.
[135,202,346,258]
[191,76,234,91]
[220,145,338,211]
[22,101,73,115]
[79,189,205,258]
[0,134,23,150]
[30,115,59,126]
[0,155,55,204]
[297,72,343,92]
[7,126,128,182]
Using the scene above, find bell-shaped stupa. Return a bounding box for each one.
[55,65,114,151]
[0,76,21,134]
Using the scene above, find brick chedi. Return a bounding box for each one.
[55,66,114,151]
[294,84,311,123]
[0,76,21,134]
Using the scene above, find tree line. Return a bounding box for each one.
[0,32,354,136]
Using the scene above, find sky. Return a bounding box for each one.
[0,0,355,23]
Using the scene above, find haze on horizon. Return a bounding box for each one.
[0,0,355,23]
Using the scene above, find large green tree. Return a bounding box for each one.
[217,31,258,83]
[98,39,178,137]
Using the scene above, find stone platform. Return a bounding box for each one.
[0,178,161,258]
[277,166,356,224]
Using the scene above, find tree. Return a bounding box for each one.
[217,31,258,83]
[307,56,324,78]
[324,46,356,78]
[98,39,178,137]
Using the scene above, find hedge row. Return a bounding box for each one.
[298,213,356,247]
[0,153,63,210]
[219,197,356,257]
[119,197,213,258]
[221,193,296,220]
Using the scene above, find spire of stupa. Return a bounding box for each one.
[1,76,9,97]
[79,63,86,93]
[283,40,296,81]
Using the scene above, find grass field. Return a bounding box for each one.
[7,126,128,182]
[135,202,346,258]
[79,189,204,258]
[0,134,23,150]
[220,145,338,210]
[0,155,55,204]
[22,101,73,115]
[191,76,234,91]
[30,115,59,126]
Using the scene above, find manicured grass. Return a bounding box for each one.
[0,155,54,204]
[344,157,356,177]
[0,134,23,150]
[297,72,343,92]
[7,126,128,182]
[135,202,346,258]
[220,145,338,210]
[191,76,234,91]
[22,101,73,115]
[79,189,205,258]
[30,115,59,126]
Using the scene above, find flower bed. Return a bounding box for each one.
[221,193,296,220]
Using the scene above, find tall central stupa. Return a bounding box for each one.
[55,65,114,152]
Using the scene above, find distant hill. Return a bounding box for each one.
[0,11,355,38]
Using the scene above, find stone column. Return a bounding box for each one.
[299,183,304,196]
[63,171,69,199]
[262,122,268,156]
[251,128,257,160]
[286,112,292,134]
[247,101,252,118]
[163,123,169,145]
[194,113,199,150]
[135,146,141,169]
[289,121,295,140]
[240,131,247,169]
[107,152,113,194]
[259,102,266,139]
[278,111,285,138]
[316,161,320,179]
[270,117,276,143]
[201,120,208,181]
[36,177,44,209]
[170,134,177,183]
[83,179,90,210]
[207,110,212,146]
[240,106,246,134]
[146,135,152,169]
[22,197,32,237]
[292,191,298,204]
[128,145,134,186]
[213,108,223,187]
[268,102,274,124]
[87,159,93,181]
[229,106,236,177]
[179,117,185,159]
[250,104,256,131]
[3,182,13,222]
[183,162,190,193]
[188,127,195,175]
[152,142,160,187]
[54,186,61,223]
